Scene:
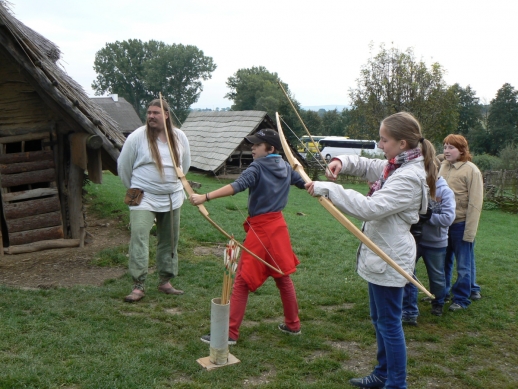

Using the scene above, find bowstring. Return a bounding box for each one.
[279,116,327,171]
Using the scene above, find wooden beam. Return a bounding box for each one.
[5,238,79,254]
[0,123,53,137]
[67,161,84,239]
[9,225,63,246]
[6,211,62,233]
[0,150,53,164]
[0,159,54,175]
[2,187,58,202]
[4,195,61,219]
[0,132,49,144]
[0,168,55,187]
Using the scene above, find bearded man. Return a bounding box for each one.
[118,99,190,302]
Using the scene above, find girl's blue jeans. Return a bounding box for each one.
[403,244,447,318]
[444,222,480,308]
[369,282,407,389]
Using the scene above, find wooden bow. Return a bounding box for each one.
[275,111,433,297]
[158,93,284,275]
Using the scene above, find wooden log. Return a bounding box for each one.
[86,134,103,150]
[0,123,52,137]
[5,238,80,254]
[56,132,68,238]
[0,132,49,144]
[0,159,55,174]
[0,168,55,187]
[87,148,102,184]
[6,211,62,233]
[4,195,61,219]
[9,225,64,246]
[68,161,84,239]
[0,150,54,164]
[2,187,58,202]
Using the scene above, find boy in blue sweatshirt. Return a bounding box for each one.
[190,129,306,343]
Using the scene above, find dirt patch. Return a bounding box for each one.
[0,211,130,289]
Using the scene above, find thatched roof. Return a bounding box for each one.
[91,95,142,136]
[0,2,126,172]
[181,111,274,172]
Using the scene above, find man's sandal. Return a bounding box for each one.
[158,283,184,295]
[124,289,145,302]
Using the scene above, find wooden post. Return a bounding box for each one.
[67,131,85,241]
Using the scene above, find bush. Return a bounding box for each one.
[498,144,518,170]
[472,153,501,172]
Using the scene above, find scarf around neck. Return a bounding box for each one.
[367,148,422,197]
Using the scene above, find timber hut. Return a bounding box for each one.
[0,4,126,254]
[182,111,304,175]
[91,94,143,137]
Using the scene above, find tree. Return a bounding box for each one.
[145,44,216,122]
[487,83,518,154]
[225,66,304,142]
[348,44,458,143]
[451,84,483,136]
[92,40,216,122]
[92,39,162,118]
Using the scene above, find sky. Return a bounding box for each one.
[7,0,518,110]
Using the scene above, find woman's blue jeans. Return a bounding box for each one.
[369,282,407,389]
[444,222,480,308]
[403,245,447,318]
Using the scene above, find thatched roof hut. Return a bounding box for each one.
[0,3,126,254]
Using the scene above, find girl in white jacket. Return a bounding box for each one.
[306,112,437,389]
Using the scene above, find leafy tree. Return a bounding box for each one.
[299,110,323,135]
[348,44,458,143]
[145,44,216,122]
[487,83,518,154]
[92,40,216,122]
[92,39,162,118]
[321,109,347,137]
[225,66,295,116]
[451,84,483,135]
[225,66,304,142]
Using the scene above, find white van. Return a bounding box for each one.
[316,137,382,161]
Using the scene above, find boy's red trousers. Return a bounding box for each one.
[229,212,300,339]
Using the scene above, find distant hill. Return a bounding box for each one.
[301,105,349,111]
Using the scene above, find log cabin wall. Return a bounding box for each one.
[0,51,72,250]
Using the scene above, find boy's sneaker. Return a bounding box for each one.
[200,334,236,345]
[431,305,443,316]
[470,292,482,301]
[349,372,386,388]
[448,303,465,311]
[278,323,301,335]
[401,316,417,326]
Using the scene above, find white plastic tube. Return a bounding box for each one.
[209,298,230,365]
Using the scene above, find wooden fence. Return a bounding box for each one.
[484,170,518,199]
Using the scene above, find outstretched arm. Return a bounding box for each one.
[190,184,235,206]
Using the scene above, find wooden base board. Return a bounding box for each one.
[197,353,240,370]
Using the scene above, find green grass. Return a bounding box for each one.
[0,171,517,388]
